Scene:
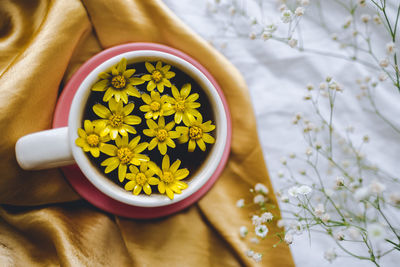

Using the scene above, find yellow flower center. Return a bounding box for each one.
[86,134,99,147]
[176,100,186,112]
[189,126,203,140]
[117,147,133,164]
[161,171,174,183]
[135,173,147,186]
[111,75,126,89]
[150,101,161,111]
[152,70,163,82]
[109,114,124,127]
[156,129,168,142]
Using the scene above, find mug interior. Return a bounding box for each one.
[69,50,227,207]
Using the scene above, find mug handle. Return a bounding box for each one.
[15,127,74,170]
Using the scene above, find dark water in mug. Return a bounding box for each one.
[82,61,216,188]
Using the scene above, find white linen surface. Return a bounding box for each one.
[164,1,400,266]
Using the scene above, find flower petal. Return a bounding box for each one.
[93,104,111,119]
[124,115,141,125]
[140,105,151,112]
[110,129,119,140]
[170,159,181,173]
[124,125,137,134]
[162,78,171,87]
[171,85,180,99]
[186,93,199,102]
[100,144,117,156]
[158,142,167,155]
[165,121,175,131]
[143,184,152,195]
[133,184,142,195]
[141,93,151,104]
[117,58,127,74]
[175,169,189,180]
[147,80,156,91]
[188,139,196,152]
[98,72,111,79]
[141,74,152,81]
[162,155,170,171]
[196,139,206,151]
[118,164,127,182]
[148,138,158,150]
[148,177,159,185]
[164,71,175,79]
[130,78,144,86]
[123,103,135,116]
[92,79,109,91]
[165,187,174,199]
[134,142,149,153]
[156,61,162,70]
[123,69,135,78]
[157,83,164,93]
[90,147,100,157]
[83,120,93,133]
[168,131,180,139]
[161,65,171,73]
[158,116,165,128]
[158,181,166,194]
[125,181,136,191]
[202,133,215,144]
[128,135,141,148]
[166,138,176,148]
[174,112,183,124]
[181,83,191,98]
[146,119,158,130]
[103,88,114,102]
[145,62,155,73]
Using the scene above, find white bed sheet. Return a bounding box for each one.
[163,1,400,266]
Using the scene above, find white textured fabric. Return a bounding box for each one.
[164,1,400,266]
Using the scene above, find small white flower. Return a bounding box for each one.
[301,0,310,6]
[250,237,259,244]
[249,32,256,40]
[386,42,395,54]
[261,32,272,41]
[319,82,327,89]
[279,4,287,12]
[334,231,345,241]
[280,157,287,165]
[229,6,236,16]
[246,249,255,257]
[380,58,389,68]
[288,38,298,48]
[295,7,305,16]
[336,176,345,186]
[277,220,285,228]
[361,14,371,23]
[290,222,303,234]
[314,203,325,217]
[369,180,386,194]
[297,185,312,195]
[343,16,353,28]
[264,24,277,33]
[331,33,338,41]
[288,186,299,197]
[373,14,382,24]
[389,192,400,205]
[252,215,262,226]
[280,194,289,203]
[305,147,313,156]
[239,226,248,238]
[321,213,330,223]
[255,183,269,194]
[236,198,245,208]
[379,72,388,81]
[277,170,284,178]
[261,212,273,222]
[324,248,337,263]
[354,187,370,201]
[358,0,366,7]
[255,225,269,238]
[252,253,262,262]
[281,10,293,23]
[284,233,293,244]
[367,223,386,240]
[348,226,361,240]
[253,194,265,204]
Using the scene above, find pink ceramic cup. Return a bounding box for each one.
[16,49,229,208]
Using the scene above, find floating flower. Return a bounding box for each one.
[141,61,175,93]
[149,155,189,199]
[255,225,268,238]
[93,98,141,140]
[236,198,245,208]
[75,120,110,157]
[254,183,269,194]
[284,233,293,244]
[100,135,149,182]
[143,117,180,155]
[124,163,159,195]
[139,91,173,120]
[91,58,144,103]
[239,226,248,238]
[176,115,215,152]
[167,84,201,124]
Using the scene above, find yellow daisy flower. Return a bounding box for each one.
[93,98,141,140]
[100,135,149,182]
[167,83,201,124]
[139,90,174,120]
[176,115,216,152]
[149,155,189,200]
[91,58,144,103]
[75,120,110,157]
[124,162,159,195]
[143,116,180,155]
[141,61,175,93]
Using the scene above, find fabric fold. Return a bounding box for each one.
[0,0,294,266]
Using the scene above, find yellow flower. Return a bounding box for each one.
[100,135,149,182]
[149,155,189,199]
[93,98,141,140]
[167,83,201,124]
[75,120,110,157]
[139,91,174,120]
[124,162,159,195]
[143,117,180,155]
[176,115,216,152]
[141,61,175,93]
[91,58,144,104]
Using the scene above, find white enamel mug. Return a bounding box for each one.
[15,50,228,208]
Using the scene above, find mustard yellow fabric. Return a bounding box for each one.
[0,0,294,266]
